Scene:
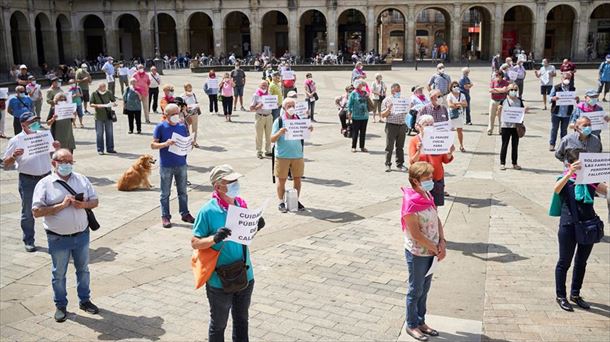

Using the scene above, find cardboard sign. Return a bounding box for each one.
[581,111,608,131]
[391,98,409,115]
[225,200,269,245]
[261,95,278,110]
[0,88,8,99]
[501,106,525,124]
[433,121,452,132]
[294,102,308,117]
[422,127,454,155]
[167,132,192,156]
[17,130,55,157]
[207,78,218,89]
[285,119,311,140]
[54,103,76,120]
[281,70,295,80]
[556,91,576,106]
[575,153,610,184]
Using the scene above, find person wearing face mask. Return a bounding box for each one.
[180,83,200,147]
[123,78,143,134]
[447,81,467,152]
[427,63,451,104]
[560,58,576,88]
[380,83,408,172]
[148,66,161,114]
[219,72,235,122]
[550,148,607,312]
[90,82,118,155]
[351,61,366,82]
[231,62,247,111]
[204,70,219,115]
[133,64,151,123]
[401,161,446,341]
[159,84,176,113]
[418,89,449,124]
[3,112,61,252]
[408,85,430,135]
[268,72,283,121]
[31,148,100,322]
[371,73,387,123]
[304,73,318,122]
[569,89,609,138]
[250,80,274,159]
[513,61,526,98]
[488,71,510,135]
[46,93,76,153]
[536,59,556,110]
[101,56,116,97]
[548,74,576,151]
[46,77,64,117]
[408,115,454,206]
[555,117,603,163]
[599,54,610,102]
[66,79,84,128]
[151,103,195,228]
[458,67,473,125]
[26,75,43,117]
[347,79,371,153]
[191,164,264,341]
[118,63,129,94]
[76,64,92,114]
[496,84,525,170]
[7,86,34,135]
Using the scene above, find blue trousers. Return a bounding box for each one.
[95,119,114,153]
[18,173,47,245]
[159,165,189,219]
[206,280,254,342]
[550,115,570,146]
[405,249,434,329]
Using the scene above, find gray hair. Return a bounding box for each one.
[53,93,67,102]
[417,114,434,126]
[52,148,72,160]
[282,97,296,108]
[353,79,366,88]
[461,67,470,74]
[164,103,180,115]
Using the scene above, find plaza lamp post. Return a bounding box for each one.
[153,0,164,74]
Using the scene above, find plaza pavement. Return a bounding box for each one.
[0,66,608,342]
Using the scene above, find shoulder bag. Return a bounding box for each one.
[215,244,249,293]
[191,245,222,289]
[515,97,526,138]
[55,179,100,231]
[567,186,604,245]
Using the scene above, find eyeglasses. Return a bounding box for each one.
[54,159,74,164]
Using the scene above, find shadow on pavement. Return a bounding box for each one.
[446,241,529,263]
[87,176,116,187]
[305,207,365,224]
[519,167,561,175]
[198,145,227,152]
[586,301,610,318]
[71,308,165,340]
[433,331,511,342]
[301,176,352,187]
[451,196,506,208]
[90,247,118,264]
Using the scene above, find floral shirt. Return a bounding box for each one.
[403,206,440,256]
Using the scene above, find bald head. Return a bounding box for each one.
[52,148,73,162]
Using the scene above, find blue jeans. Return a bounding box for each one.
[159,165,189,219]
[206,280,254,342]
[308,100,316,121]
[555,224,594,298]
[95,119,114,153]
[19,173,47,245]
[47,229,91,308]
[271,108,281,120]
[550,115,570,146]
[464,93,471,123]
[405,249,434,329]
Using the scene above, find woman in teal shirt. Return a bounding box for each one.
[347,79,370,153]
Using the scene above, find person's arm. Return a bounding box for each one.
[151,137,174,150]
[549,87,557,103]
[32,195,73,218]
[46,91,54,105]
[596,182,608,196]
[554,161,580,194]
[408,139,422,165]
[72,198,99,210]
[403,214,439,254]
[436,218,447,261]
[271,127,286,143]
[380,101,391,118]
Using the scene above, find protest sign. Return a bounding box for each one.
[391,98,409,114]
[575,153,610,184]
[17,130,54,157]
[167,132,192,156]
[54,103,76,120]
[261,95,278,110]
[422,127,454,155]
[556,91,576,106]
[501,106,525,124]
[285,119,311,140]
[507,70,518,81]
[225,200,269,245]
[581,111,608,131]
[281,70,295,80]
[0,87,9,99]
[207,78,218,89]
[433,121,452,132]
[425,256,439,277]
[294,101,309,117]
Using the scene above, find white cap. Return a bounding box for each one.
[19,64,27,69]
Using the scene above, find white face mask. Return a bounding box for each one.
[562,80,570,85]
[168,91,174,97]
[169,115,180,124]
[287,108,295,116]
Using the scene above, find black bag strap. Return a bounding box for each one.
[16,96,32,110]
[55,179,77,196]
[242,244,247,265]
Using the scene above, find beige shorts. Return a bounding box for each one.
[274,158,305,178]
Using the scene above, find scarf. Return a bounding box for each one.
[400,187,436,231]
[255,88,268,97]
[212,191,248,211]
[576,102,601,113]
[549,174,594,217]
[416,94,426,101]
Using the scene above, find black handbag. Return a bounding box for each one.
[215,244,249,293]
[55,180,100,231]
[568,187,604,245]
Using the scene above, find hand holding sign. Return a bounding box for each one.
[501,106,525,124]
[225,200,269,245]
[54,103,77,120]
[167,132,193,156]
[575,153,610,184]
[261,95,278,110]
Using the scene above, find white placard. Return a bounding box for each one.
[207,78,218,89]
[281,70,295,80]
[105,73,114,82]
[575,153,610,185]
[540,73,549,85]
[294,101,308,117]
[501,106,525,124]
[285,119,312,140]
[261,95,278,110]
[581,111,609,131]
[508,70,518,81]
[17,130,55,157]
[54,103,76,120]
[225,200,269,245]
[187,103,199,110]
[425,256,439,277]
[433,121,452,132]
[167,132,192,156]
[391,98,409,114]
[556,91,576,106]
[65,92,72,104]
[422,127,455,155]
[0,87,8,99]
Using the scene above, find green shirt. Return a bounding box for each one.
[75,69,91,90]
[46,88,64,108]
[90,90,115,121]
[269,81,283,105]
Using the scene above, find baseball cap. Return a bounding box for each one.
[210,164,243,185]
[19,65,27,69]
[28,75,35,80]
[287,90,297,98]
[272,71,280,76]
[585,89,599,97]
[411,85,424,92]
[19,112,38,123]
[50,77,59,83]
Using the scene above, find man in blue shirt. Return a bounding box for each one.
[598,54,610,102]
[151,103,195,228]
[271,98,313,212]
[7,86,34,135]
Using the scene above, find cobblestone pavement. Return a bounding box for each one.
[1,66,608,341]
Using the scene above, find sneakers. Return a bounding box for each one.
[549,145,555,151]
[385,165,392,172]
[570,295,591,310]
[107,150,117,154]
[54,307,67,322]
[162,217,172,228]
[257,153,264,159]
[500,165,506,171]
[240,107,247,111]
[278,202,288,213]
[297,202,306,211]
[79,301,99,314]
[397,165,408,172]
[24,244,37,253]
[181,213,195,224]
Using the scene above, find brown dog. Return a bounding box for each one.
[117,155,156,191]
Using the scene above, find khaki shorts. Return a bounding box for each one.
[274,158,304,178]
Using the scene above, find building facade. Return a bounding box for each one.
[1,0,609,71]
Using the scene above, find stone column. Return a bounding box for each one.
[366,7,375,52]
[176,11,188,54]
[105,27,119,58]
[288,9,298,55]
[43,24,60,66]
[533,3,546,61]
[451,4,461,62]
[1,8,14,71]
[406,5,416,61]
[139,11,153,59]
[574,3,590,61]
[327,7,337,54]
[213,10,223,57]
[27,12,39,67]
[492,4,503,57]
[249,10,261,54]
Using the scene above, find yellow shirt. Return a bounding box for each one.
[269,81,283,106]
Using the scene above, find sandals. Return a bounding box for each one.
[459,146,465,152]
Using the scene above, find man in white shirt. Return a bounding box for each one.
[118,63,130,95]
[2,112,60,252]
[32,148,99,323]
[535,59,556,110]
[148,66,161,113]
[26,75,43,117]
[101,56,116,97]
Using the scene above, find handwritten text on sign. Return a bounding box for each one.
[17,130,54,157]
[575,153,610,184]
[261,95,278,110]
[281,70,295,80]
[556,91,576,106]
[581,111,608,131]
[294,102,308,117]
[501,106,525,124]
[225,200,268,245]
[422,127,454,155]
[391,98,409,115]
[167,132,192,156]
[55,103,77,120]
[433,121,452,132]
[285,119,311,140]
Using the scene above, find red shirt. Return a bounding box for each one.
[490,79,509,101]
[560,62,576,74]
[408,135,453,181]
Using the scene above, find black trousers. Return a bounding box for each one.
[221,96,233,116]
[500,127,519,165]
[351,119,368,149]
[149,88,159,112]
[13,116,22,135]
[339,112,348,130]
[385,123,406,166]
[208,94,218,113]
[126,110,142,133]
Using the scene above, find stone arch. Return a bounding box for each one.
[117,14,142,61]
[377,8,405,60]
[299,9,327,58]
[10,11,31,65]
[338,9,367,53]
[261,10,289,56]
[82,14,106,60]
[544,4,577,60]
[415,6,452,60]
[460,5,493,60]
[587,3,610,59]
[35,12,57,66]
[152,13,178,56]
[56,14,72,64]
[188,12,214,56]
[502,5,534,58]
[224,11,251,57]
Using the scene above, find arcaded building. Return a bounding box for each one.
[2,0,609,71]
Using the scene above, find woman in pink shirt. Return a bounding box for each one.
[304,73,318,122]
[219,73,234,122]
[133,64,151,123]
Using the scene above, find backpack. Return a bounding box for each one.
[271,116,304,184]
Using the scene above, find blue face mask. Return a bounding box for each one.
[421,180,434,192]
[587,99,598,106]
[28,121,41,132]
[57,163,73,177]
[226,181,240,198]
[581,126,592,136]
[394,92,401,98]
